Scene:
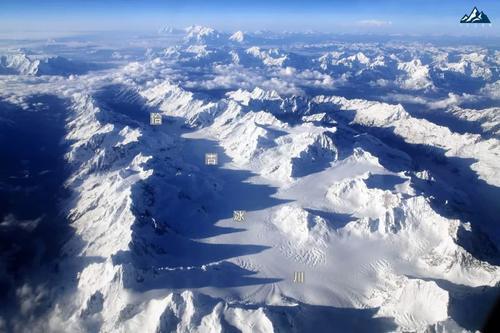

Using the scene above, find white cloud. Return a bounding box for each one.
[181,63,305,96]
[481,80,500,100]
[384,93,428,105]
[357,20,393,27]
[261,77,304,96]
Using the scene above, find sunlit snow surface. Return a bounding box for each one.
[0,28,499,332]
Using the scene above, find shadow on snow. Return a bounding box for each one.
[92,83,397,330]
[93,83,286,290]
[0,95,96,330]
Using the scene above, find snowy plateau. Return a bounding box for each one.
[0,27,499,333]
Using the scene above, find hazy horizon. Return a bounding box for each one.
[0,0,498,37]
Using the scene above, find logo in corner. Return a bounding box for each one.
[460,6,491,24]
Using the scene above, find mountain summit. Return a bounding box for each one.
[460,6,491,23]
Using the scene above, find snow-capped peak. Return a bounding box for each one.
[184,25,221,44]
[157,26,183,34]
[227,87,282,106]
[348,52,370,64]
[229,30,245,43]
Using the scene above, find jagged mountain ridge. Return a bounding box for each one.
[40,78,498,332]
[0,53,94,76]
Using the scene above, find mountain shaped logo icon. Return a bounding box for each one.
[460,6,491,23]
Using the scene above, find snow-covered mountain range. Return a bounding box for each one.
[0,53,95,76]
[0,27,499,333]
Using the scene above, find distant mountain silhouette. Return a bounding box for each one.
[460,7,491,23]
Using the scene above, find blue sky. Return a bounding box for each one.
[0,0,498,35]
